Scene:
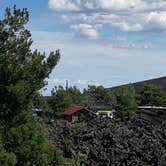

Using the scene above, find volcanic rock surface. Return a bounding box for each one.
[45,116,166,166]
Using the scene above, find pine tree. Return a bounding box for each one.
[0,6,61,165]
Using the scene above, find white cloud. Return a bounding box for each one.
[98,0,144,11]
[115,36,127,42]
[94,83,102,87]
[48,0,166,34]
[48,0,80,11]
[112,22,143,32]
[71,24,98,39]
[46,78,67,84]
[113,42,151,50]
[76,79,87,85]
[146,11,166,30]
[52,79,66,84]
[84,2,96,9]
[62,13,117,25]
[31,31,152,60]
[48,0,163,12]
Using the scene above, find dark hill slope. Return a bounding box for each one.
[110,76,166,93]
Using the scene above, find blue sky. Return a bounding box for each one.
[1,0,166,95]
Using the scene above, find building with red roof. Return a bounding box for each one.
[64,106,92,123]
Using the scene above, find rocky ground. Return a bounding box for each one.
[43,115,166,166]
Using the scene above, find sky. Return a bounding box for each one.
[0,0,166,95]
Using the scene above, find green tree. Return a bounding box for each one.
[115,86,137,120]
[48,86,73,114]
[67,86,82,105]
[82,85,116,107]
[0,136,16,166]
[5,112,56,166]
[138,84,166,106]
[0,6,63,165]
[0,6,60,120]
[48,85,83,114]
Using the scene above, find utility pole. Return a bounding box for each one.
[65,80,68,90]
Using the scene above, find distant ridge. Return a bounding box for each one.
[110,76,166,93]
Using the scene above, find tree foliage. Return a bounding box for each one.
[114,86,137,120]
[0,6,66,165]
[83,85,116,106]
[0,136,16,166]
[138,84,166,106]
[0,6,60,120]
[48,86,74,114]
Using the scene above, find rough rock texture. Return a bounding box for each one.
[45,116,166,166]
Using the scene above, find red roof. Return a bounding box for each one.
[63,106,83,115]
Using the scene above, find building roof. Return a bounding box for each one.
[63,106,83,115]
[98,110,112,113]
[90,105,113,111]
[138,106,166,110]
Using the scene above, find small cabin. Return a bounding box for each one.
[63,106,92,123]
